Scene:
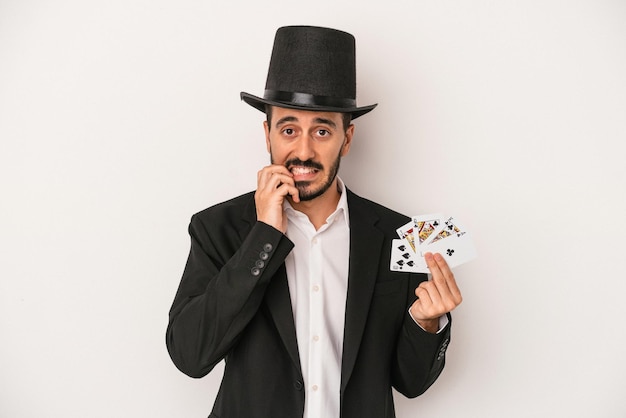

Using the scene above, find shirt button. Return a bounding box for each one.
[263,243,273,252]
[312,385,319,391]
[311,238,318,245]
[312,285,320,292]
[259,251,269,261]
[313,335,319,342]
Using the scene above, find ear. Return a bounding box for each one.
[263,120,271,153]
[340,123,355,157]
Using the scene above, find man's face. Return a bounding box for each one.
[264,106,354,201]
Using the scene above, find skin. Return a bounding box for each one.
[256,106,352,231]
[254,106,462,333]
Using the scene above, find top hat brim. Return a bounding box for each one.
[240,91,377,120]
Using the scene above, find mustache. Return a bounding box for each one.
[285,158,324,171]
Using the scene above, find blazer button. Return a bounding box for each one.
[251,267,261,277]
[293,380,303,391]
[259,251,269,261]
[263,243,273,252]
[255,260,265,269]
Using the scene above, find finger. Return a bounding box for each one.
[423,253,463,313]
[413,282,442,320]
[414,284,434,307]
[425,253,453,292]
[259,167,299,202]
[431,253,462,305]
[424,252,444,277]
[258,173,295,194]
[255,165,300,207]
[257,165,293,186]
[275,182,300,202]
[416,280,442,307]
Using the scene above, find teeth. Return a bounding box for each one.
[291,167,316,174]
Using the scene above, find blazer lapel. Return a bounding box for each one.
[264,267,302,374]
[240,195,302,375]
[341,190,384,391]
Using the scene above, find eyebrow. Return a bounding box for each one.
[275,116,337,129]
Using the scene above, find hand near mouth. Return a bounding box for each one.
[255,164,300,233]
[286,159,323,182]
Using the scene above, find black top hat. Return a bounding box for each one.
[240,26,377,119]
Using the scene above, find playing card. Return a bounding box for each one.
[395,221,417,252]
[411,213,444,247]
[389,239,427,272]
[420,231,477,269]
[390,214,477,273]
[423,216,466,246]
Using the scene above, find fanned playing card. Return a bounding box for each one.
[422,231,477,269]
[395,220,417,252]
[411,213,444,247]
[397,213,444,253]
[390,214,477,273]
[389,239,427,272]
[424,216,466,246]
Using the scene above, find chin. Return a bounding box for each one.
[296,180,333,202]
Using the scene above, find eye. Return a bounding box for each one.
[317,129,329,137]
[282,128,295,136]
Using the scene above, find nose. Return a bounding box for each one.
[294,135,315,161]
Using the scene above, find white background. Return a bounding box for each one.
[1,1,625,417]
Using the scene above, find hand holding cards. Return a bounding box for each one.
[391,213,477,273]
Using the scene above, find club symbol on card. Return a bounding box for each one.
[446,249,455,256]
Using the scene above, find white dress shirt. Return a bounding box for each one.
[283,179,350,418]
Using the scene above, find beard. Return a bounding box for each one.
[271,152,342,202]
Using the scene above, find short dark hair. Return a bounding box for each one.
[265,105,352,132]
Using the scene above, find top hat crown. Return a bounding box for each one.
[240,26,377,119]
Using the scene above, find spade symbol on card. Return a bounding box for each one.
[390,239,428,272]
[393,217,477,273]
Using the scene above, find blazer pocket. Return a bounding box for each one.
[373,278,405,296]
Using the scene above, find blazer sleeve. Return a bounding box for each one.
[166,214,294,378]
[391,273,452,398]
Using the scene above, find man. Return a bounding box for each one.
[166,26,462,418]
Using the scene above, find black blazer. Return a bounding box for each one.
[167,189,451,418]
